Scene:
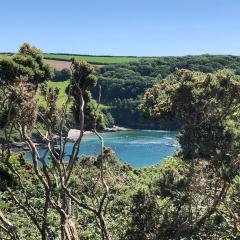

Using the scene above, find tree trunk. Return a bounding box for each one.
[0,211,19,240]
[97,212,111,240]
[61,217,79,240]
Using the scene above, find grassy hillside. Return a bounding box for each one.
[43,53,155,64]
[36,81,107,109]
[1,53,154,64]
[37,81,69,107]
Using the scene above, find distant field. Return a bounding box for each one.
[1,53,155,65]
[45,59,72,70]
[44,53,155,64]
[45,59,104,70]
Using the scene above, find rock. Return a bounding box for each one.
[67,129,93,142]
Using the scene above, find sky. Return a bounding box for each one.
[0,0,239,56]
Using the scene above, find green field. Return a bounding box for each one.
[44,53,155,64]
[37,81,69,107]
[37,81,107,109]
[1,53,156,64]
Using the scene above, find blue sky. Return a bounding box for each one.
[0,0,239,56]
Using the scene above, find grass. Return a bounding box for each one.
[44,54,156,64]
[37,81,108,109]
[37,81,69,107]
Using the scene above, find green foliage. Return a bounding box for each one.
[70,59,97,89]
[110,98,144,126]
[93,55,240,103]
[39,83,60,126]
[37,80,69,107]
[91,55,240,128]
[69,59,110,130]
[52,68,71,82]
[1,153,239,239]
[125,189,160,240]
[0,43,53,135]
[153,158,190,198]
[0,154,24,190]
[141,69,240,162]
[138,69,240,238]
[82,91,108,130]
[93,65,158,103]
[0,43,53,87]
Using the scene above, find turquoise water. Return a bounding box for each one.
[26,130,179,168]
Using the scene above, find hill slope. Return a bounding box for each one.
[43,53,155,64]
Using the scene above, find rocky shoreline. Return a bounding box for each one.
[8,126,132,151]
[67,125,132,141]
[4,142,47,152]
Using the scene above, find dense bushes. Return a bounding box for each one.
[1,155,239,239]
[52,68,71,82]
[93,55,240,104]
[137,68,240,239]
[91,55,240,127]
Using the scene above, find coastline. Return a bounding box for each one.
[8,125,133,151]
[67,125,132,141]
[8,126,177,151]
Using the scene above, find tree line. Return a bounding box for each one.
[91,55,240,128]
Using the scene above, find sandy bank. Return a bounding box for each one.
[67,126,132,141]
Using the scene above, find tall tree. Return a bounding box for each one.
[0,45,111,240]
[0,43,52,87]
[69,59,106,131]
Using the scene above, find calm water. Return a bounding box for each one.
[26,130,179,168]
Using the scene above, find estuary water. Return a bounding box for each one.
[79,130,179,168]
[27,130,179,168]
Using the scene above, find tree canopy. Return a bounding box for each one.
[140,69,240,161]
[0,43,52,87]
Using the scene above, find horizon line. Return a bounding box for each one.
[1,52,240,58]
